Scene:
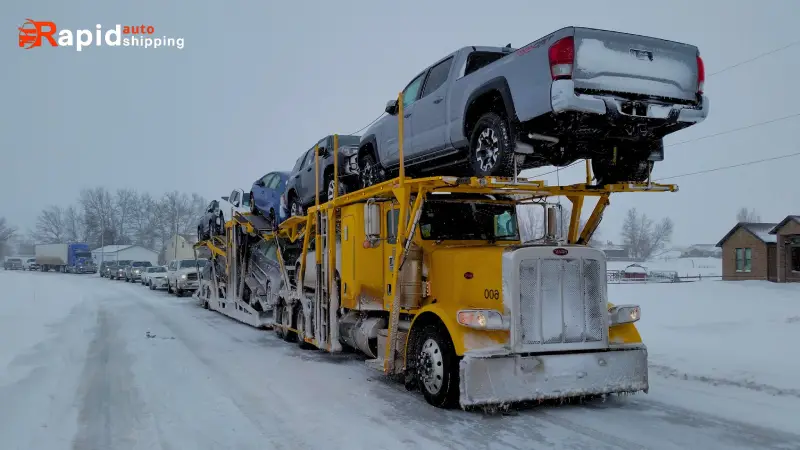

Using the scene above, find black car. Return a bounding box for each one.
[283,134,360,216]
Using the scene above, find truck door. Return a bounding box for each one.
[411,56,454,155]
[297,148,316,206]
[382,73,424,166]
[383,203,401,309]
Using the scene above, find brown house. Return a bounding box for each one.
[716,216,800,282]
[716,222,777,281]
[769,216,800,283]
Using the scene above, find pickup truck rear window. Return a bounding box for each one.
[464,51,506,77]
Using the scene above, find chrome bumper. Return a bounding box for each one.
[550,79,709,124]
[459,345,648,407]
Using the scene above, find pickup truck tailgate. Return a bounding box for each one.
[572,28,700,103]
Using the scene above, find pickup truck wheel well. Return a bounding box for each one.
[463,79,516,139]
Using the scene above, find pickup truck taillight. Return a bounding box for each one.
[696,55,705,94]
[548,36,574,80]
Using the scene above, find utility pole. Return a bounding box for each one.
[174,206,178,261]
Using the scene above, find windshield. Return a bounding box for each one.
[75,251,91,258]
[132,261,152,267]
[419,200,519,241]
[9,258,21,263]
[180,259,207,269]
[27,259,35,263]
[150,267,166,273]
[117,260,132,266]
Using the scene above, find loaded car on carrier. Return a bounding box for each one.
[357,26,707,186]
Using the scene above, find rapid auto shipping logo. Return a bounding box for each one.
[19,19,184,51]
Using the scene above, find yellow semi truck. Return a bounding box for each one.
[268,153,674,408]
[195,104,677,409]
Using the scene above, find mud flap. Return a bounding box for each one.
[458,346,649,408]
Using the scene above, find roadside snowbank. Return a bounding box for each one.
[610,280,800,394]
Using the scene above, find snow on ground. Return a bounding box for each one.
[608,257,721,277]
[1,270,799,449]
[611,281,800,393]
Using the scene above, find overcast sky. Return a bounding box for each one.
[3,0,799,246]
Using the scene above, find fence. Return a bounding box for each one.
[607,269,723,284]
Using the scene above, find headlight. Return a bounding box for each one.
[457,309,508,330]
[181,274,187,280]
[609,305,641,325]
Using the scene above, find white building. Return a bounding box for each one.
[92,245,159,266]
[164,234,199,263]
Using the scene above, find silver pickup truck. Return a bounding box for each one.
[358,26,708,185]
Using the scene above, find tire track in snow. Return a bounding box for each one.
[650,363,800,399]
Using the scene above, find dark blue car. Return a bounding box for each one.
[250,171,290,225]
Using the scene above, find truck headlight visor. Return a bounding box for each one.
[609,304,640,325]
[457,309,508,331]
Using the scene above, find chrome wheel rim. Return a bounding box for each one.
[475,127,499,172]
[418,338,445,395]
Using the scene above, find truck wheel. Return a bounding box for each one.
[468,112,515,178]
[295,306,314,349]
[359,152,383,188]
[414,324,460,408]
[250,192,257,214]
[290,198,303,217]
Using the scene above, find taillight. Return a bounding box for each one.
[696,55,705,94]
[548,36,574,80]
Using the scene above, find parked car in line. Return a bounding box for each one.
[3,257,23,270]
[100,261,116,278]
[357,27,707,186]
[250,171,290,225]
[124,260,153,282]
[166,258,209,296]
[283,134,361,216]
[23,258,38,271]
[109,260,132,280]
[142,266,168,290]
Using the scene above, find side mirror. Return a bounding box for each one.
[221,196,229,202]
[255,179,265,187]
[385,99,398,115]
[317,146,328,157]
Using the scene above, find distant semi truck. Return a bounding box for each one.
[35,243,96,273]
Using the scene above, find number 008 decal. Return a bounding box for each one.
[483,289,500,300]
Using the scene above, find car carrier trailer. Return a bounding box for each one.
[193,96,678,409]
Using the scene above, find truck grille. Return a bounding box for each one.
[186,273,198,280]
[518,258,606,346]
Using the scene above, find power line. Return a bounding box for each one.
[655,150,800,181]
[666,112,800,148]
[708,39,800,77]
[347,112,385,136]
[526,111,800,179]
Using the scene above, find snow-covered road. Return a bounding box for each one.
[1,271,799,450]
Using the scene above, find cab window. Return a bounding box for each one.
[402,73,426,107]
[387,209,400,244]
[420,57,453,98]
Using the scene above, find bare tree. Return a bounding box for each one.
[517,204,544,242]
[64,205,86,242]
[34,206,66,243]
[0,217,17,258]
[621,208,673,259]
[736,207,761,223]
